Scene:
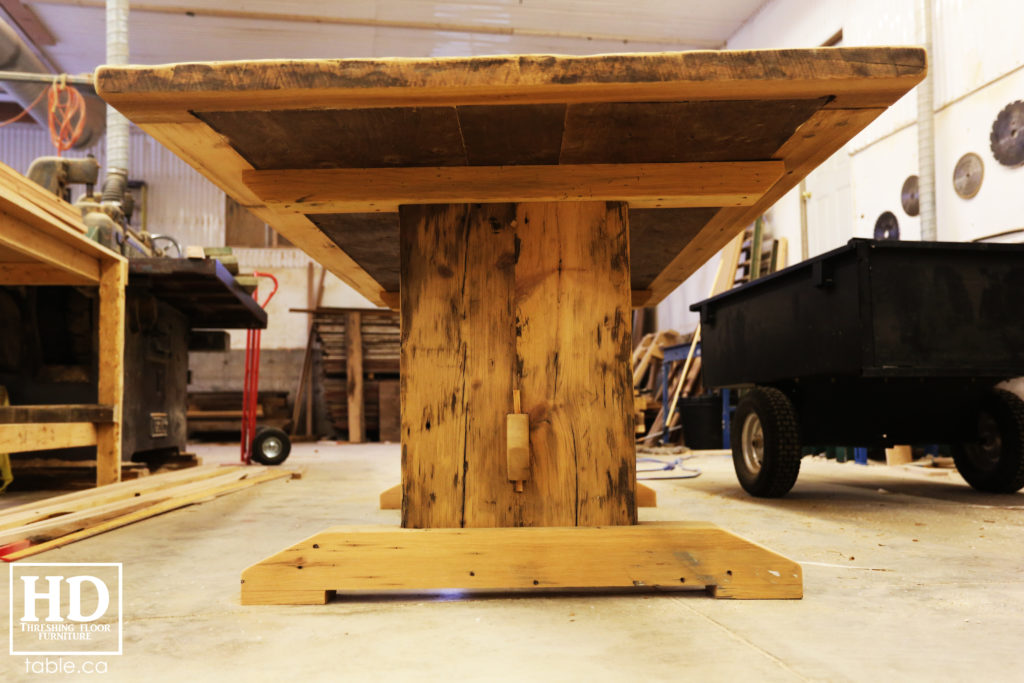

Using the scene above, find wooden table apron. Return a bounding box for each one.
[400,201,636,529]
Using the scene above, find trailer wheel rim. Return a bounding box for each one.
[741,412,765,474]
[260,436,284,458]
[966,412,1002,471]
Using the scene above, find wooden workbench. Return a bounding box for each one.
[96,47,925,603]
[0,162,127,487]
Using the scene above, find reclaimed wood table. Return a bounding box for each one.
[97,47,925,604]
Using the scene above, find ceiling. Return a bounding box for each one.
[3,0,769,77]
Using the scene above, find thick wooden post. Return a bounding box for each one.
[400,201,636,528]
[345,310,365,443]
[96,258,126,486]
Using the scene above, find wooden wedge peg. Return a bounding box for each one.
[507,390,529,490]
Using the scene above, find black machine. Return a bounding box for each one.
[692,238,1024,498]
[0,257,267,468]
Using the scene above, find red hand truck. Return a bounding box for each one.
[240,271,291,465]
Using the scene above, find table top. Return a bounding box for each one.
[96,48,925,307]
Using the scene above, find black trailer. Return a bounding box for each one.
[691,238,1024,497]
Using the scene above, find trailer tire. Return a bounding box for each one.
[731,386,802,498]
[953,389,1024,493]
[251,427,292,466]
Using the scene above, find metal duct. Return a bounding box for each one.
[916,0,937,241]
[101,0,130,202]
[0,21,105,149]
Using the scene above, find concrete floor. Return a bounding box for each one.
[2,443,1022,682]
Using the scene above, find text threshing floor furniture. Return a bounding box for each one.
[0,162,127,487]
[96,47,926,603]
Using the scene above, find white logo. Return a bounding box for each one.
[9,563,122,656]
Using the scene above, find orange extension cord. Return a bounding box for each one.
[0,76,86,155]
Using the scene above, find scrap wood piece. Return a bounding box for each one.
[0,467,297,561]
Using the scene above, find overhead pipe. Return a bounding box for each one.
[916,0,937,241]
[0,21,105,148]
[101,0,130,204]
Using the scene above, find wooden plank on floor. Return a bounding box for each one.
[0,465,236,531]
[0,468,259,546]
[2,469,295,561]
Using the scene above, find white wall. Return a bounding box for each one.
[658,0,1024,330]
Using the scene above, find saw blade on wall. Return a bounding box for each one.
[901,175,919,216]
[953,152,984,199]
[874,211,899,240]
[990,101,1024,167]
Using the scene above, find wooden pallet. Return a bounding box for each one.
[296,308,400,442]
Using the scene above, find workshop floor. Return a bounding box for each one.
[1,443,1021,682]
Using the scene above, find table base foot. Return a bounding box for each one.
[240,522,802,604]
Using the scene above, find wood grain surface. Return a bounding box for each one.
[400,201,635,528]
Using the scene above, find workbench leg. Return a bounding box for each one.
[96,258,126,486]
[400,201,635,528]
[345,311,364,443]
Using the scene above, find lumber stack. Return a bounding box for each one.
[187,391,289,437]
[312,309,400,442]
[0,464,297,561]
[632,330,705,446]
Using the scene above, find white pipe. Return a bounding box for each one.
[104,0,130,186]
[916,0,937,241]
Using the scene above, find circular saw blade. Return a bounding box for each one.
[874,211,900,240]
[901,175,919,216]
[953,152,984,199]
[990,100,1024,167]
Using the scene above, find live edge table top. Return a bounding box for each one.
[96,47,925,308]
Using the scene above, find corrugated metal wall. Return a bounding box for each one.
[0,123,225,249]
